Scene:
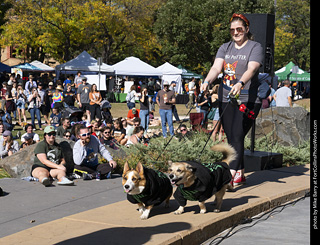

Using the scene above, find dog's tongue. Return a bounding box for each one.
[124,189,130,193]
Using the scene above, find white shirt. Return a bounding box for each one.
[275,86,292,107]
[188,81,195,94]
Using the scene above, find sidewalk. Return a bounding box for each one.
[0,164,310,245]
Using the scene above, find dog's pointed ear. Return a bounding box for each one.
[136,162,144,175]
[186,164,196,172]
[168,160,173,167]
[123,162,130,173]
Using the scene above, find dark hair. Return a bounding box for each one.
[180,124,187,129]
[25,124,33,131]
[77,125,87,135]
[230,16,254,40]
[133,126,144,135]
[133,117,141,123]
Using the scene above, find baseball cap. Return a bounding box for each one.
[132,108,137,114]
[3,130,12,137]
[44,125,55,134]
[163,81,170,86]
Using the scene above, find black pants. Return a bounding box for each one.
[74,163,113,179]
[220,102,261,171]
[89,104,102,120]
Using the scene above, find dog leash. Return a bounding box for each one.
[154,106,194,162]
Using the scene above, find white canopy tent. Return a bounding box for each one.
[30,60,55,72]
[55,51,114,90]
[156,62,183,94]
[55,51,114,73]
[112,57,162,76]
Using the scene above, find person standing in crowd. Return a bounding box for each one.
[186,77,196,109]
[38,82,50,125]
[73,125,117,180]
[169,81,181,123]
[25,75,37,91]
[201,13,264,186]
[63,84,75,107]
[89,83,102,120]
[156,81,176,138]
[16,82,27,125]
[77,77,92,123]
[5,80,16,118]
[74,71,83,89]
[31,125,74,186]
[51,85,64,110]
[126,85,137,109]
[273,79,293,107]
[0,82,7,111]
[139,86,149,133]
[28,87,42,130]
[197,89,211,128]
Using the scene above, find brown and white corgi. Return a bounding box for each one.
[122,162,173,220]
[168,144,236,215]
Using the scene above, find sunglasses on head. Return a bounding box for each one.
[230,27,245,35]
[47,132,56,137]
[80,132,90,137]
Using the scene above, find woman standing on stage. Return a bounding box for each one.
[201,13,264,186]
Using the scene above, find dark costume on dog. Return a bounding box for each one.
[127,167,173,206]
[174,161,232,206]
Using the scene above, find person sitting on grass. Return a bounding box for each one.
[21,124,40,144]
[31,126,74,186]
[50,107,62,129]
[113,118,127,145]
[73,125,117,180]
[100,126,119,150]
[0,130,19,158]
[125,126,145,147]
[20,134,35,150]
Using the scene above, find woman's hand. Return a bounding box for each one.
[230,82,243,96]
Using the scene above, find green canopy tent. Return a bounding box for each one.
[275,61,310,82]
[178,65,203,79]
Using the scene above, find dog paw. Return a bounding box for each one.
[200,209,207,214]
[140,213,149,220]
[138,208,145,214]
[213,209,220,213]
[174,210,183,215]
[140,209,150,220]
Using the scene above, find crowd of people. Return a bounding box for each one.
[0,11,306,188]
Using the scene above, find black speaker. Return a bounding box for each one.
[244,14,275,74]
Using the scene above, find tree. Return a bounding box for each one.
[0,0,163,64]
[274,0,310,71]
[154,0,274,74]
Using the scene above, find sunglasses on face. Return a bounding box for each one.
[79,132,90,137]
[47,132,56,137]
[181,128,187,132]
[230,27,245,35]
[104,131,111,134]
[65,134,71,138]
